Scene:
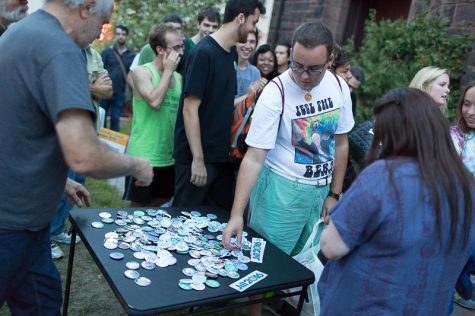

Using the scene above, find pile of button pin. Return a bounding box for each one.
[91,209,252,290]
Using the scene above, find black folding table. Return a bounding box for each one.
[64,208,315,315]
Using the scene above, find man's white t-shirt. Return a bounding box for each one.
[246,70,354,184]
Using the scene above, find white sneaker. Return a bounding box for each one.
[51,242,64,260]
[51,232,81,245]
[455,296,475,309]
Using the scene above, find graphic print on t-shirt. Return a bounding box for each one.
[291,109,340,164]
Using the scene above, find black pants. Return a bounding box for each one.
[172,162,234,212]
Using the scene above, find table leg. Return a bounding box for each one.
[62,226,77,316]
[295,285,309,316]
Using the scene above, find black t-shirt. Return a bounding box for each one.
[174,36,237,163]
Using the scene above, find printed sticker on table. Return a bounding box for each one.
[229,270,268,292]
[250,238,266,263]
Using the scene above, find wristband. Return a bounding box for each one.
[327,190,342,201]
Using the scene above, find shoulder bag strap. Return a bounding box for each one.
[270,76,285,130]
[112,48,128,81]
[328,69,342,92]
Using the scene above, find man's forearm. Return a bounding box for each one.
[90,83,112,100]
[56,109,146,180]
[183,102,204,160]
[147,69,174,109]
[76,141,145,179]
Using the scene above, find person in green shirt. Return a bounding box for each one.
[137,13,183,67]
[125,23,183,207]
[138,7,220,80]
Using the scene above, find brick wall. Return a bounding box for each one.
[269,0,474,82]
[268,0,351,47]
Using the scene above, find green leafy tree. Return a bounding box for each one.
[350,11,473,122]
[96,0,226,52]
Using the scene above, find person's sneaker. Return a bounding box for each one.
[455,293,475,309]
[51,232,81,245]
[51,242,64,260]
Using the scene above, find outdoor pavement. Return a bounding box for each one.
[453,304,475,316]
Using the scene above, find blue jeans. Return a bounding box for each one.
[100,92,125,131]
[0,226,62,315]
[50,170,85,237]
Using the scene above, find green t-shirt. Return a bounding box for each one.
[127,63,182,167]
[138,44,156,66]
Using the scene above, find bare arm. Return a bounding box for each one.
[322,133,349,223]
[132,51,180,110]
[90,74,112,100]
[183,95,208,187]
[55,109,153,185]
[222,147,268,249]
[233,77,268,106]
[234,94,248,106]
[320,218,351,260]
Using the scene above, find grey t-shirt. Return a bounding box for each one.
[0,10,95,231]
[236,63,260,98]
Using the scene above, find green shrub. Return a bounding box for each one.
[95,0,226,52]
[350,10,473,123]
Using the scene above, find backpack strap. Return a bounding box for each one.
[270,76,285,129]
[231,101,255,148]
[328,69,342,92]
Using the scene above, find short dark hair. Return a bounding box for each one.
[223,0,265,24]
[350,66,364,83]
[332,44,352,70]
[163,13,183,25]
[198,6,221,25]
[251,44,279,80]
[455,81,475,134]
[291,22,333,57]
[149,23,180,55]
[366,87,473,248]
[275,41,291,56]
[115,24,129,35]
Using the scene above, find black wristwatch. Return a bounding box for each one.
[327,190,342,201]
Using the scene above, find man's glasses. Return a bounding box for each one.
[290,56,327,76]
[167,44,185,52]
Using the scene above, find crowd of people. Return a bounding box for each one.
[0,0,474,315]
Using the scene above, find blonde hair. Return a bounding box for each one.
[409,66,449,113]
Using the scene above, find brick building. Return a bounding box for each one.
[267,0,475,82]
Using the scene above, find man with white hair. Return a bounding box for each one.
[0,0,153,313]
[0,0,28,35]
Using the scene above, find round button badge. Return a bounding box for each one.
[91,221,104,229]
[109,252,124,260]
[99,212,111,219]
[126,261,140,270]
[135,277,151,287]
[124,270,139,279]
[205,279,220,288]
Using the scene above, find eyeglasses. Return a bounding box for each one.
[167,44,185,52]
[290,56,327,76]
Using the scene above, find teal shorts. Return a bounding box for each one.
[249,165,329,256]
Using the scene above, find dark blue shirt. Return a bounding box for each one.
[101,45,135,94]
